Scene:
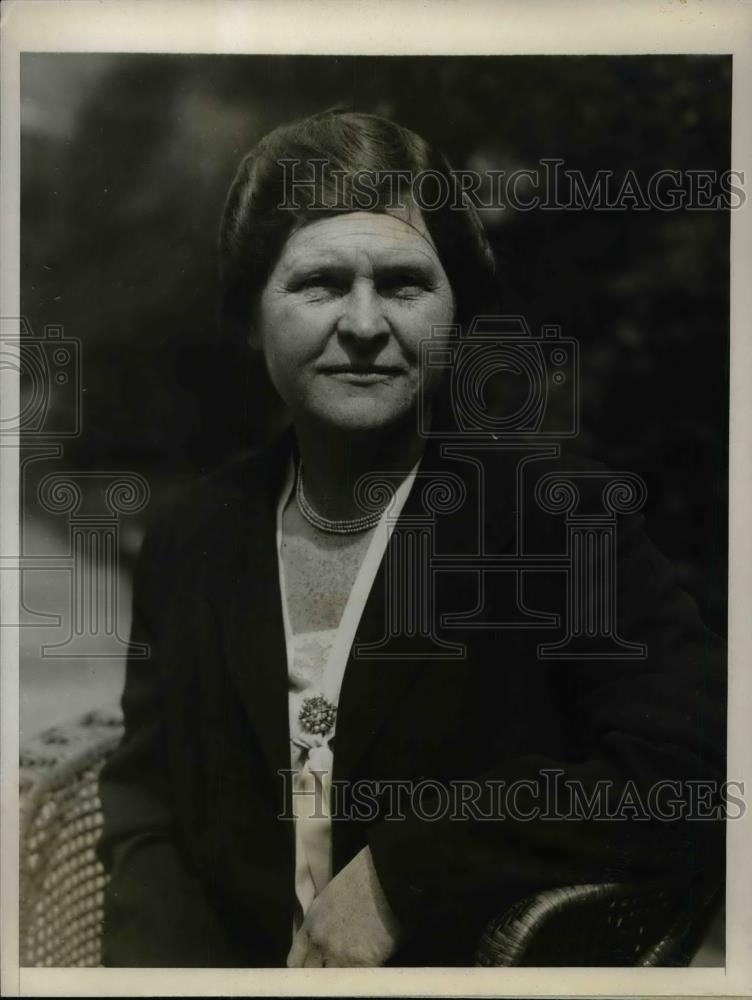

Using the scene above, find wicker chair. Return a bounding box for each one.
[20,708,125,967]
[19,710,722,968]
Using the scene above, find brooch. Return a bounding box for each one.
[298,695,337,737]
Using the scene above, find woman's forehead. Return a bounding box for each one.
[277,209,442,268]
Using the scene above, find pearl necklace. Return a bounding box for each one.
[295,462,385,535]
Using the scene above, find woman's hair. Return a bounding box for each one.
[218,108,499,341]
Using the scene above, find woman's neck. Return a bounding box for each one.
[293,419,426,522]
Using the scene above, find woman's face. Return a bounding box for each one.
[255,208,455,434]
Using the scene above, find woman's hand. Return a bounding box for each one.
[286,845,403,967]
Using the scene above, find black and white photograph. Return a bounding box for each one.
[1,1,751,996]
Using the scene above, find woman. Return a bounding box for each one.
[97,109,725,968]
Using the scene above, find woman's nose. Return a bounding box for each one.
[336,280,390,342]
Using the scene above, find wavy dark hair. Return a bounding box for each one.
[218,108,499,342]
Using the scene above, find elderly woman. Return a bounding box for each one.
[97,109,725,968]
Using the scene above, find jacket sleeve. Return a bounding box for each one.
[367,509,727,928]
[96,506,242,967]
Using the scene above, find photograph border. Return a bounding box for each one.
[1,0,750,996]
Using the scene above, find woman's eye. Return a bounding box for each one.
[290,271,432,300]
[296,275,345,298]
[392,284,424,299]
[379,274,430,299]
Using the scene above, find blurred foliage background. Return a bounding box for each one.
[21,53,730,635]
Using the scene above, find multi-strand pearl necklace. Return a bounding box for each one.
[295,462,385,535]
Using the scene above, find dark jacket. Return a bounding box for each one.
[97,429,726,966]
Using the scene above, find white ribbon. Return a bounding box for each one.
[276,454,420,926]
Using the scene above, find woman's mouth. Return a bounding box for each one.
[319,365,404,384]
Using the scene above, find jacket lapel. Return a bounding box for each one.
[205,431,294,788]
[204,429,522,792]
[332,438,520,785]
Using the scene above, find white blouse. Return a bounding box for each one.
[275,457,419,935]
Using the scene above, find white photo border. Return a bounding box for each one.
[1,0,750,996]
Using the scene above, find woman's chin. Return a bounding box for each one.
[297,399,418,436]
